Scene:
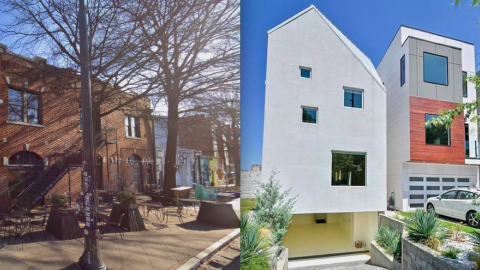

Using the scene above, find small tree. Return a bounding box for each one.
[255,170,296,245]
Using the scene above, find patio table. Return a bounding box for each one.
[171,187,192,205]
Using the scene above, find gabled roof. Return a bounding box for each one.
[268,5,386,92]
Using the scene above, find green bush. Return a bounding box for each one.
[471,230,480,248]
[405,209,449,250]
[51,194,68,208]
[255,170,296,245]
[374,226,402,261]
[441,247,459,259]
[240,213,272,269]
[116,191,136,205]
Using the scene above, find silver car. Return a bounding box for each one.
[424,187,480,227]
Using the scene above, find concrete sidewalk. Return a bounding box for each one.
[0,201,238,270]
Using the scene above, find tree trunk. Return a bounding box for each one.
[232,122,240,187]
[163,98,179,196]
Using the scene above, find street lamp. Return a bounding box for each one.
[77,0,106,269]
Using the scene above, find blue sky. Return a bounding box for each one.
[240,0,480,170]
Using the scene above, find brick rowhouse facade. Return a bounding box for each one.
[0,46,155,211]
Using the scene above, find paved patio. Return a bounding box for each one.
[0,195,239,270]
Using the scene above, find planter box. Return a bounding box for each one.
[109,203,146,232]
[370,241,401,270]
[276,248,289,270]
[402,232,472,270]
[45,207,81,240]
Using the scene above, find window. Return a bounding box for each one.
[8,88,39,124]
[465,123,469,157]
[78,105,83,131]
[331,152,365,186]
[440,190,457,199]
[423,53,448,85]
[462,71,468,97]
[302,106,317,124]
[125,115,141,138]
[300,67,311,79]
[456,191,475,200]
[400,55,405,86]
[425,114,450,146]
[343,88,363,109]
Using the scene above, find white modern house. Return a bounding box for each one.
[261,5,387,258]
[377,26,479,212]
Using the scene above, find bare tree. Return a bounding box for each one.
[130,0,240,195]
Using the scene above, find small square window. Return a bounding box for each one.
[302,106,317,124]
[344,88,363,109]
[300,67,311,78]
[423,53,448,85]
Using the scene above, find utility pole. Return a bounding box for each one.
[78,0,106,269]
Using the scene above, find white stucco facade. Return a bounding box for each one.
[261,6,387,215]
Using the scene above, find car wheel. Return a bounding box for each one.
[467,211,479,228]
[426,204,436,215]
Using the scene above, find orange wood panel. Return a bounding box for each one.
[409,96,465,164]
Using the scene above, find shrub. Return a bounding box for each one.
[404,209,449,250]
[255,170,296,245]
[441,247,458,259]
[116,191,136,205]
[374,226,402,261]
[51,194,68,208]
[471,230,480,248]
[240,213,272,269]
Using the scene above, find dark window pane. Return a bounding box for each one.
[463,71,468,97]
[457,191,475,200]
[401,55,405,86]
[26,93,38,109]
[8,89,22,106]
[457,178,469,182]
[410,203,424,208]
[465,124,470,157]
[443,186,455,190]
[300,67,311,78]
[331,152,365,186]
[27,108,38,124]
[410,194,424,199]
[441,191,457,199]
[410,186,424,190]
[134,117,141,138]
[344,89,363,108]
[409,177,423,182]
[426,177,439,182]
[423,53,448,85]
[425,114,450,146]
[442,178,455,182]
[302,107,317,124]
[427,194,439,198]
[426,186,440,190]
[8,104,22,121]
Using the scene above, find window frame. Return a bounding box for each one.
[343,87,364,109]
[8,87,41,124]
[400,55,405,86]
[423,52,448,86]
[301,106,318,124]
[331,151,367,187]
[425,113,451,146]
[125,115,141,138]
[299,66,312,79]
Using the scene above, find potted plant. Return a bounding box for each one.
[109,191,145,231]
[46,194,81,240]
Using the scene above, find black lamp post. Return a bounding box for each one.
[77,0,106,269]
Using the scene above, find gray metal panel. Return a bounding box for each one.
[435,45,453,63]
[416,55,436,99]
[416,39,435,55]
[453,48,462,65]
[436,63,455,102]
[453,64,463,103]
[409,54,418,96]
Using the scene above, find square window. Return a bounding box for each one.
[301,107,317,124]
[331,152,366,186]
[423,53,448,85]
[425,114,450,146]
[344,88,363,109]
[300,67,311,78]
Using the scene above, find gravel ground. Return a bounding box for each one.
[440,232,475,269]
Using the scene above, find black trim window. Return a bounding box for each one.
[302,106,317,124]
[425,114,450,146]
[400,55,405,86]
[331,152,366,186]
[8,88,39,124]
[423,53,448,85]
[125,115,141,138]
[300,67,311,79]
[462,71,468,98]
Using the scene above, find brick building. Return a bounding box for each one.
[0,45,156,211]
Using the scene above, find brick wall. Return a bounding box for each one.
[0,51,155,211]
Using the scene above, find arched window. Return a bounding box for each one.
[9,151,43,166]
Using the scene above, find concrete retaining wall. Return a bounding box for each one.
[402,232,471,270]
[240,171,261,198]
[370,241,402,270]
[276,248,288,270]
[379,214,405,232]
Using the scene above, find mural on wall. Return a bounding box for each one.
[208,157,219,186]
[200,156,210,186]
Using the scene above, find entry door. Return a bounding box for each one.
[133,163,142,192]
